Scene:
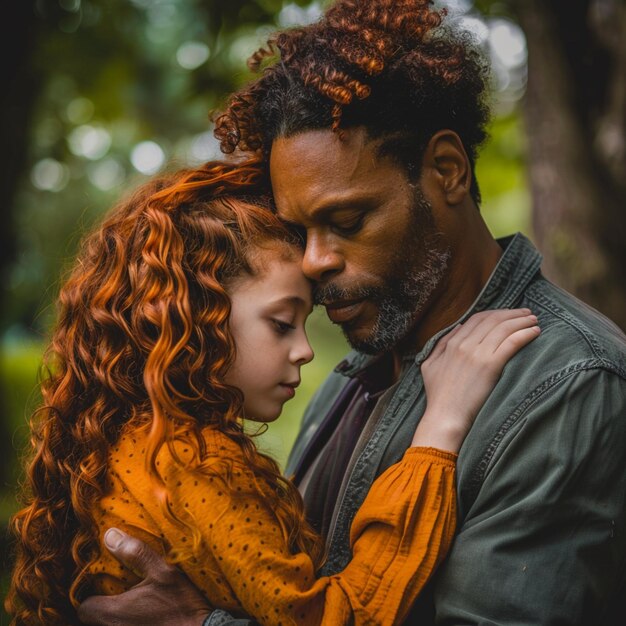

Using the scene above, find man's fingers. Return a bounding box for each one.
[77,594,122,626]
[78,529,212,626]
[103,528,172,581]
[77,586,169,626]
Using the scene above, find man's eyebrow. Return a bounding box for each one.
[308,194,378,219]
[278,194,378,225]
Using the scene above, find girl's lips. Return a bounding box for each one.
[279,383,297,399]
[325,300,365,324]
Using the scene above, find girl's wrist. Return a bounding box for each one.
[411,411,469,453]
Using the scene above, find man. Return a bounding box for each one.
[79,0,626,624]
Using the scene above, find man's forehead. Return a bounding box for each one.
[271,128,363,173]
[270,128,404,214]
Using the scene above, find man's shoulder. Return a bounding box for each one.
[479,274,626,435]
[522,274,626,376]
[456,278,626,516]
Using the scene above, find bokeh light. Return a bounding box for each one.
[176,41,210,70]
[65,97,95,125]
[489,19,528,69]
[188,130,221,164]
[87,158,126,191]
[30,158,70,192]
[130,140,166,175]
[67,124,112,160]
[278,2,323,27]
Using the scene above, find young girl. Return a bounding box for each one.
[6,159,539,626]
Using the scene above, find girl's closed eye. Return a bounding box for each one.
[271,318,295,334]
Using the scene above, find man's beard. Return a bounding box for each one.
[314,187,451,355]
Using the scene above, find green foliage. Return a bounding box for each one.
[478,113,532,239]
[0,341,42,522]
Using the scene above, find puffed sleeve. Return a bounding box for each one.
[164,441,457,626]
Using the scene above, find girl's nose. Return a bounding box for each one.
[292,333,314,365]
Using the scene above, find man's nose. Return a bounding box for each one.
[302,234,344,282]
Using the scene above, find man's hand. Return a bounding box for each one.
[78,528,212,626]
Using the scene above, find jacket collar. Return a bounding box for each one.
[472,232,543,313]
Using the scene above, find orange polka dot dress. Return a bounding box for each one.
[88,427,457,626]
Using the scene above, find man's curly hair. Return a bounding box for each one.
[215,0,491,204]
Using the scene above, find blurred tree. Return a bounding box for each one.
[477,0,626,329]
[0,0,40,525]
[0,2,37,314]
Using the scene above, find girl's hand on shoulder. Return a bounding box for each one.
[412,308,540,453]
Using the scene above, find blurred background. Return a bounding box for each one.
[1,0,625,614]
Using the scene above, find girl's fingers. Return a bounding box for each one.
[444,308,533,348]
[479,314,539,353]
[493,326,541,362]
[429,309,537,364]
[429,322,463,358]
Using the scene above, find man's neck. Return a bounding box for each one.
[391,227,503,378]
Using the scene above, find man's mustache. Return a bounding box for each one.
[313,282,381,306]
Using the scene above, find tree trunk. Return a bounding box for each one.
[511,0,626,330]
[0,1,40,317]
[0,0,41,508]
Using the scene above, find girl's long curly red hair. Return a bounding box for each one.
[5,158,324,626]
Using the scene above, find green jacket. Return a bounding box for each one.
[207,233,626,625]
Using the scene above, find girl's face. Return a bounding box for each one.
[225,249,314,422]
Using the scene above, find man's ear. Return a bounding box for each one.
[421,130,471,205]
